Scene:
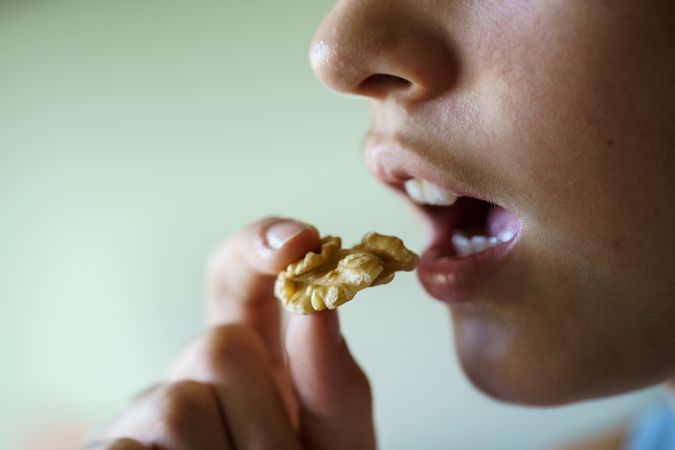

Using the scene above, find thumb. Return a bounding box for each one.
[284,310,376,450]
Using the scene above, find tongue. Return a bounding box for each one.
[487,207,521,240]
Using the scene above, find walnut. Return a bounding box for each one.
[274,232,418,314]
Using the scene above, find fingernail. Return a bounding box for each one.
[266,221,309,249]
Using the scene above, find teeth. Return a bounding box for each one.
[403,179,425,203]
[452,232,510,257]
[404,179,459,206]
[471,236,490,253]
[497,230,516,243]
[452,233,472,257]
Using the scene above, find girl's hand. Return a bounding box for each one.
[84,218,376,450]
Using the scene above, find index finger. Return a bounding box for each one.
[206,217,321,362]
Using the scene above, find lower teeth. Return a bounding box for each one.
[452,231,514,257]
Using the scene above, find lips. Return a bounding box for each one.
[364,138,522,304]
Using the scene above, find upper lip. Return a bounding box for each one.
[363,131,497,206]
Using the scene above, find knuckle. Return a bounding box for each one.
[352,364,374,401]
[358,373,373,399]
[203,324,263,372]
[157,380,217,439]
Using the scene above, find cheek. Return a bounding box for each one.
[483,1,675,305]
[437,1,675,403]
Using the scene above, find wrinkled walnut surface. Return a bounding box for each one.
[274,232,418,314]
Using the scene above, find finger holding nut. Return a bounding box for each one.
[83,221,389,450]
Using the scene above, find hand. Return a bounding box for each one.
[84,217,376,450]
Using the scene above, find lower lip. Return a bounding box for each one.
[417,229,520,304]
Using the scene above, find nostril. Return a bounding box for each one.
[356,73,412,98]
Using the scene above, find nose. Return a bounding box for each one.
[309,0,455,104]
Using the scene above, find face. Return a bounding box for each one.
[310,0,675,405]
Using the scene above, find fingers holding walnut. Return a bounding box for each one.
[274,232,418,314]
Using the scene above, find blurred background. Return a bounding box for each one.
[0,1,661,448]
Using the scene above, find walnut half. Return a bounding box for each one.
[274,232,418,314]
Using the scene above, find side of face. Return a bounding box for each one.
[310,0,675,405]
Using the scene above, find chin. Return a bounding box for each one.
[458,355,574,407]
[450,314,598,407]
[451,317,674,407]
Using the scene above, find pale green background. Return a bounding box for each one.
[0,1,661,449]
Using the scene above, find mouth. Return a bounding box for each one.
[365,140,522,304]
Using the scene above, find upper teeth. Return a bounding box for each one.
[404,179,459,206]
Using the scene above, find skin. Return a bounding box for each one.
[83,218,375,449]
[311,0,675,406]
[84,1,675,449]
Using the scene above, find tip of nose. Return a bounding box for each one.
[309,40,332,69]
[309,39,362,95]
[309,40,416,100]
[309,31,455,103]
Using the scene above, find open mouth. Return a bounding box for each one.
[399,178,523,303]
[364,140,522,303]
[402,178,522,259]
